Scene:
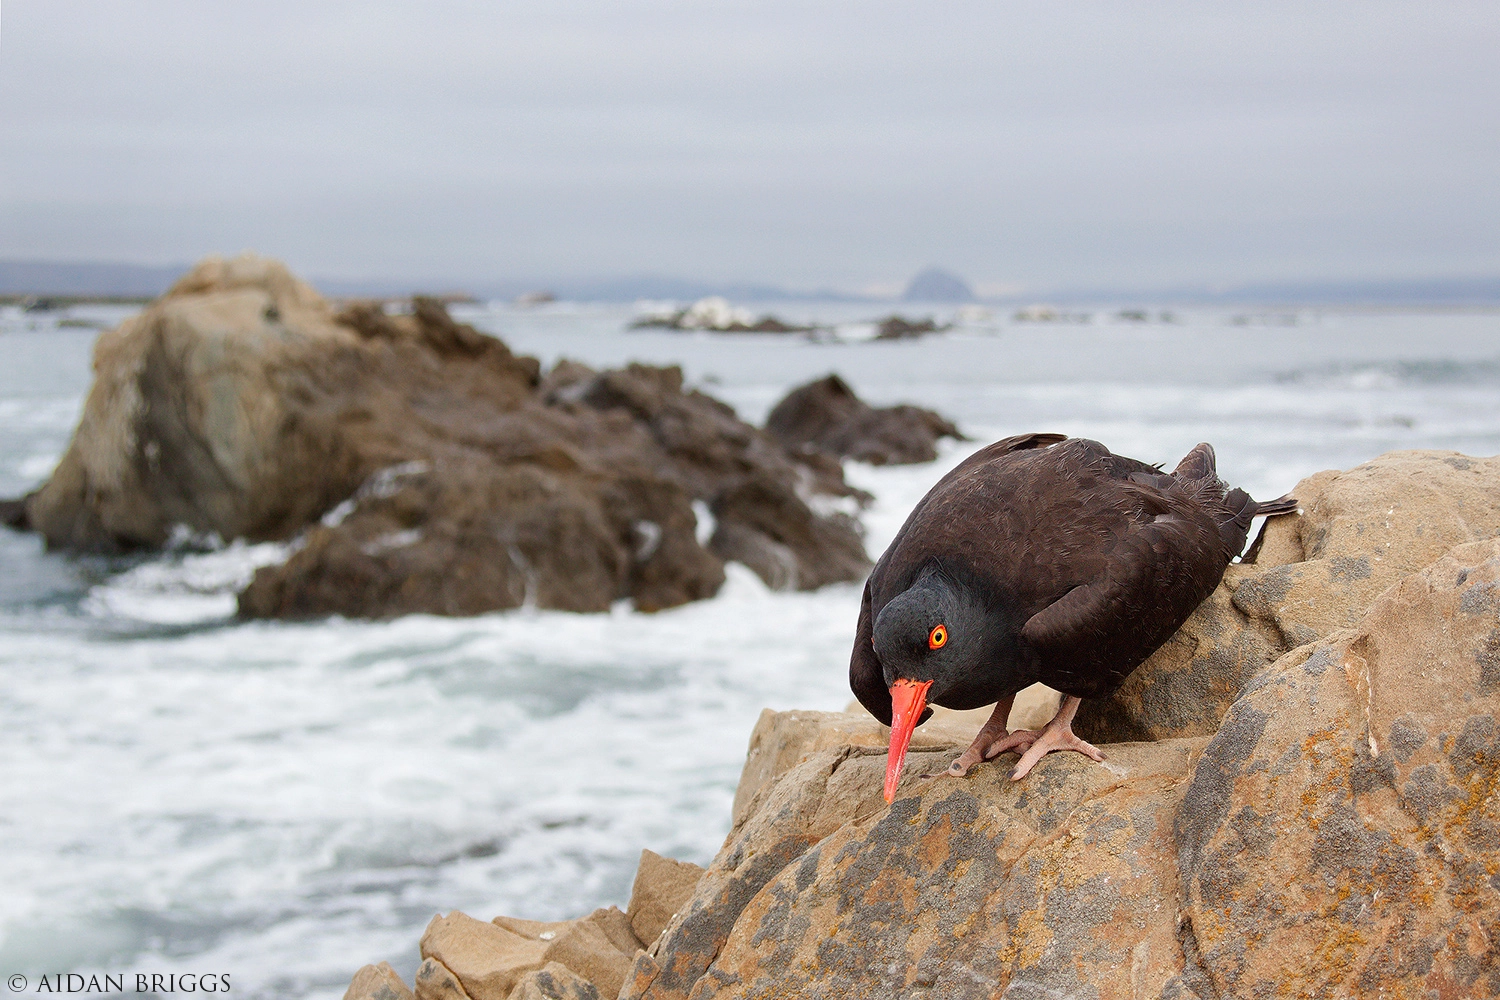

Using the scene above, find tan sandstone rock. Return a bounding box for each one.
[419,911,548,1000]
[1078,450,1500,744]
[622,743,910,1000]
[26,254,367,549]
[506,963,601,1000]
[1176,537,1500,998]
[491,906,641,999]
[361,453,1500,998]
[626,850,706,947]
[732,685,1061,827]
[625,738,1210,1000]
[343,962,415,1000]
[621,535,1500,998]
[413,958,471,1000]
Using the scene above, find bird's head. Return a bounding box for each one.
[871,567,993,802]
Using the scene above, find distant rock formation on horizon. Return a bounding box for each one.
[901,267,974,303]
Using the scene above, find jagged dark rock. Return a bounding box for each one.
[764,374,964,466]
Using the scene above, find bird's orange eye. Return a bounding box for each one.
[928,624,948,650]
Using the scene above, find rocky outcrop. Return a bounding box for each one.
[629,298,811,334]
[872,315,944,340]
[1176,538,1500,997]
[344,962,415,1000]
[343,449,1500,1000]
[343,850,707,1000]
[1075,449,1500,744]
[614,535,1500,999]
[8,254,871,617]
[763,375,963,467]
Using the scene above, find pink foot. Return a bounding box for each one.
[921,696,1029,780]
[945,728,1040,777]
[1008,718,1105,780]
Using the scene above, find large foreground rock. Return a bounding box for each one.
[10,254,871,617]
[1076,449,1500,744]
[344,454,1500,998]
[619,535,1500,999]
[1176,538,1500,997]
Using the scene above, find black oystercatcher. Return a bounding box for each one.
[850,434,1297,802]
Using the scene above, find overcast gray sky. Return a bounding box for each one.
[2,1,1497,293]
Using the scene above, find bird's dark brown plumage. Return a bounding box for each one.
[851,434,1296,733]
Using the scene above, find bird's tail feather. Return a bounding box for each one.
[1252,494,1299,518]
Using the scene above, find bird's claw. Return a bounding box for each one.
[1008,725,1105,781]
[985,729,1040,759]
[933,728,1040,779]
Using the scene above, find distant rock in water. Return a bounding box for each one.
[630,297,812,334]
[900,267,974,303]
[7,253,871,618]
[765,375,964,466]
[872,314,946,340]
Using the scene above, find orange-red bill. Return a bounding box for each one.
[884,678,933,803]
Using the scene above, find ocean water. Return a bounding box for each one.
[0,301,1497,998]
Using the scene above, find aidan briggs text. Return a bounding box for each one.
[32,975,230,993]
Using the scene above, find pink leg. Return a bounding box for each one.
[1008,695,1105,780]
[932,695,1042,779]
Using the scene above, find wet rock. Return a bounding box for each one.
[343,962,415,1000]
[1077,449,1500,744]
[627,850,706,948]
[763,374,963,466]
[10,254,873,617]
[24,254,375,551]
[0,496,26,530]
[1177,538,1500,998]
[706,477,868,591]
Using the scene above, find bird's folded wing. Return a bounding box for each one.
[921,432,1067,497]
[1020,505,1223,699]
